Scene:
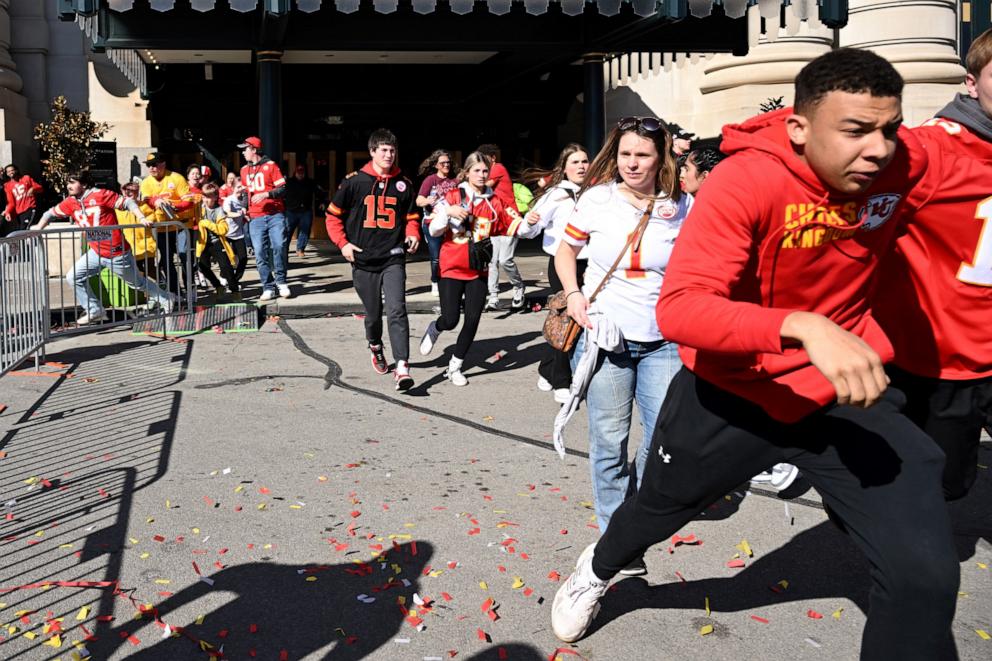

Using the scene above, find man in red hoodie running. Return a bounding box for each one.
[551,49,958,659]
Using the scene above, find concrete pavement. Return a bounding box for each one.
[0,289,990,659]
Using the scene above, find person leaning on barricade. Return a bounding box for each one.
[34,171,178,325]
[116,180,158,281]
[139,152,197,296]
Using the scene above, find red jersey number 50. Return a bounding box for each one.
[363,195,396,229]
[957,196,992,287]
[247,173,267,193]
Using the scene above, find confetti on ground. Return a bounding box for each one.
[699,624,714,636]
[977,629,991,641]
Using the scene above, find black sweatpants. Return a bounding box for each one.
[435,276,487,361]
[593,368,959,661]
[157,231,187,296]
[538,255,587,389]
[229,237,248,285]
[197,238,239,293]
[888,365,992,500]
[353,262,410,363]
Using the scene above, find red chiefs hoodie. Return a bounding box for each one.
[657,108,928,423]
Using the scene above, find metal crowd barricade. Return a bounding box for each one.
[0,221,195,376]
[0,232,49,376]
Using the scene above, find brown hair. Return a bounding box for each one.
[577,122,680,202]
[457,151,492,184]
[201,182,219,197]
[522,143,588,203]
[966,28,992,78]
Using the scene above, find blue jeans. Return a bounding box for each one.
[421,218,443,283]
[248,213,288,291]
[68,249,173,316]
[286,209,313,252]
[573,335,682,533]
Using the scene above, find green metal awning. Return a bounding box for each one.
[61,0,848,27]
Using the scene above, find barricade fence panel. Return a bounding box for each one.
[0,221,195,375]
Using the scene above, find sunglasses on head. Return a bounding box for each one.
[617,116,663,133]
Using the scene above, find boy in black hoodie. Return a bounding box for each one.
[326,129,420,390]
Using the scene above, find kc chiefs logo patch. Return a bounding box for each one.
[858,193,901,231]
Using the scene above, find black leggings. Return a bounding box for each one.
[435,276,487,361]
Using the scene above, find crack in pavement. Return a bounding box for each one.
[278,318,828,511]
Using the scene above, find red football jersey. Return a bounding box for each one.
[53,189,129,258]
[240,157,286,218]
[874,119,992,379]
[4,176,42,216]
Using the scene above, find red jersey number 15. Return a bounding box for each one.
[363,195,397,230]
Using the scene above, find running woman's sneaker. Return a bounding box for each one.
[750,463,800,491]
[537,375,553,392]
[394,360,414,391]
[419,321,441,356]
[511,287,525,308]
[484,296,501,311]
[617,555,647,576]
[369,343,389,375]
[551,543,609,642]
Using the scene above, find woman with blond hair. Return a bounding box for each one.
[556,117,693,575]
[419,151,539,386]
[518,143,590,402]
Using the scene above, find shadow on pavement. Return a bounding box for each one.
[0,338,191,660]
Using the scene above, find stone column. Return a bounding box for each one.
[9,0,51,127]
[583,53,607,156]
[0,0,30,166]
[840,0,965,125]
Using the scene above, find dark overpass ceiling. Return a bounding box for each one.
[66,1,847,56]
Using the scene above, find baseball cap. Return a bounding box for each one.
[144,152,165,166]
[238,136,263,150]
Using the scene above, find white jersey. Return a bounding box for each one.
[561,182,693,342]
[518,180,587,259]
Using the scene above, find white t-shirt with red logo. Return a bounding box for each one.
[561,182,693,342]
[53,189,129,258]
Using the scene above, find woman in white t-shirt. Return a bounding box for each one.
[555,117,692,575]
[518,144,589,403]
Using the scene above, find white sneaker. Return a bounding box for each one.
[445,357,468,387]
[160,295,178,314]
[751,463,800,491]
[76,310,108,326]
[554,388,570,404]
[259,289,278,303]
[430,282,440,297]
[277,284,291,298]
[551,542,609,643]
[419,321,441,356]
[511,287,525,308]
[219,276,228,287]
[394,360,414,391]
[537,376,553,392]
[484,296,501,311]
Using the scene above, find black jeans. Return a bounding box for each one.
[538,255,586,389]
[352,262,410,362]
[157,231,184,296]
[888,365,992,500]
[436,276,487,361]
[593,368,958,661]
[229,237,248,285]
[197,238,239,293]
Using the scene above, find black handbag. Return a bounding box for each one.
[468,234,493,271]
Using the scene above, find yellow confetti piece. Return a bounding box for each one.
[705,597,710,616]
[15,610,31,617]
[777,580,789,590]
[391,563,403,575]
[209,470,218,476]
[23,631,37,640]
[479,581,488,590]
[289,505,302,510]
[832,608,844,620]
[404,523,415,528]
[195,614,205,625]
[699,624,714,636]
[34,530,44,537]
[75,607,89,621]
[146,518,154,524]
[263,544,272,550]
[0,602,5,608]
[192,528,200,534]
[24,477,37,485]
[199,640,214,651]
[397,596,407,605]
[579,501,594,508]
[318,476,328,482]
[165,500,171,509]
[976,629,991,641]
[7,625,17,635]
[388,534,412,540]
[129,537,139,545]
[511,577,525,589]
[736,539,753,557]
[304,452,315,459]
[493,509,508,514]
[234,485,244,493]
[257,503,267,510]
[59,543,73,549]
[305,576,317,582]
[428,570,444,578]
[139,552,150,560]
[154,579,170,585]
[959,591,969,597]
[978,562,988,570]
[44,634,62,648]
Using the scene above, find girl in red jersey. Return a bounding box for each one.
[418,152,538,386]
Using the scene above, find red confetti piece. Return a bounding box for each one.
[750,615,769,624]
[807,610,823,619]
[153,535,165,542]
[259,487,271,495]
[411,541,418,556]
[406,615,423,627]
[487,609,499,622]
[523,587,535,597]
[497,566,507,573]
[218,629,229,638]
[481,598,494,612]
[350,510,361,518]
[477,628,489,642]
[467,528,481,536]
[548,571,561,581]
[560,529,568,535]
[127,634,141,646]
[218,548,228,555]
[441,592,453,602]
[726,559,746,569]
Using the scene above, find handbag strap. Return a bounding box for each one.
[586,200,654,304]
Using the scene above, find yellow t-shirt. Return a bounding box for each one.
[139,171,196,226]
